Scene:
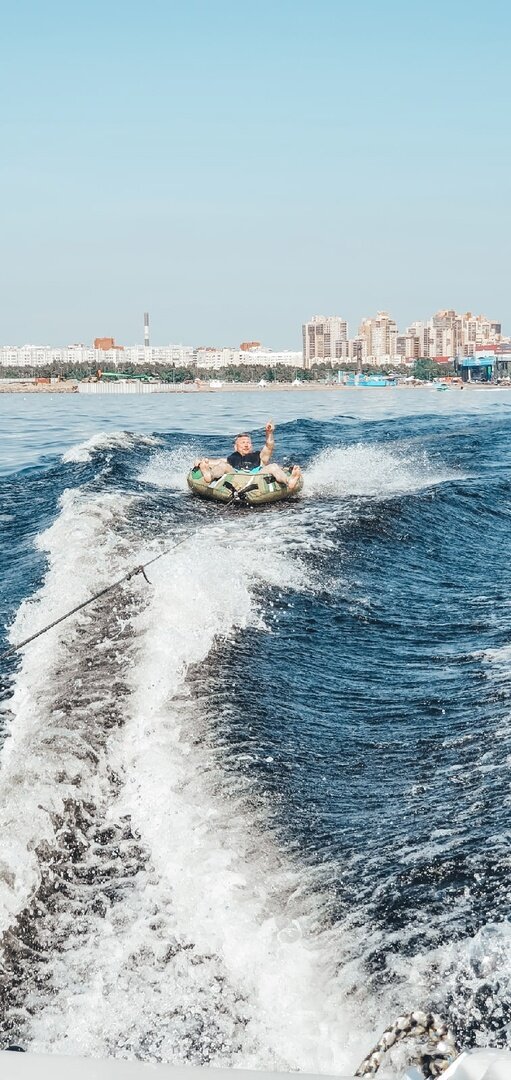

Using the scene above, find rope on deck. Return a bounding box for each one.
[355,1010,458,1077]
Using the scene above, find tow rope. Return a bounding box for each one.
[355,1010,458,1077]
[224,478,260,504]
[0,477,263,665]
[0,525,207,663]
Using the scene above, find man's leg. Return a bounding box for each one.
[196,457,230,483]
[260,463,288,483]
[260,463,302,490]
[287,465,302,491]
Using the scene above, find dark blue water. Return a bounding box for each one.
[1,397,511,1071]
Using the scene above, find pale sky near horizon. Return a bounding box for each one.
[1,0,510,348]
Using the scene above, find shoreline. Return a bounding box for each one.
[0,379,507,395]
[0,381,79,393]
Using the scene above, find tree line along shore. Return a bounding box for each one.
[0,358,454,390]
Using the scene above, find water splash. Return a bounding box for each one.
[63,432,163,464]
[305,443,459,498]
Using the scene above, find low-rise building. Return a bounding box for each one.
[0,344,196,369]
[195,347,302,370]
[242,348,302,368]
[455,345,511,383]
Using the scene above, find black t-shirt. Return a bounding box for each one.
[227,450,261,471]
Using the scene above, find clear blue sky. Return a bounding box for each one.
[1,0,509,347]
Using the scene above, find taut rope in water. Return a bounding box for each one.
[0,476,271,665]
[0,526,207,663]
[355,1010,458,1077]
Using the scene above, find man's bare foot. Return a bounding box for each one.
[199,458,213,483]
[288,464,302,492]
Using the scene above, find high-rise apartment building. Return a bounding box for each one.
[406,322,432,358]
[428,311,502,358]
[301,308,506,367]
[396,333,421,360]
[302,315,348,368]
[459,313,500,353]
[358,311,398,361]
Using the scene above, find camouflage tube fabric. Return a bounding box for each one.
[187,467,303,506]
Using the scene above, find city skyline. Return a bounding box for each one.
[302,309,506,367]
[1,303,506,342]
[1,305,507,371]
[1,303,509,359]
[1,1,510,346]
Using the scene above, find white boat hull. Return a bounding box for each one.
[1,1050,511,1080]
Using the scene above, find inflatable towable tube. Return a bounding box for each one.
[187,467,303,506]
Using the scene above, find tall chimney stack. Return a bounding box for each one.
[144,312,150,348]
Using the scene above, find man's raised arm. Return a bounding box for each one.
[260,420,275,464]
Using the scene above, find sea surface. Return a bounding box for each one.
[1,387,511,1076]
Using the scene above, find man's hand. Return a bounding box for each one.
[261,421,275,465]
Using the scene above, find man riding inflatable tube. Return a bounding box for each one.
[195,422,302,491]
